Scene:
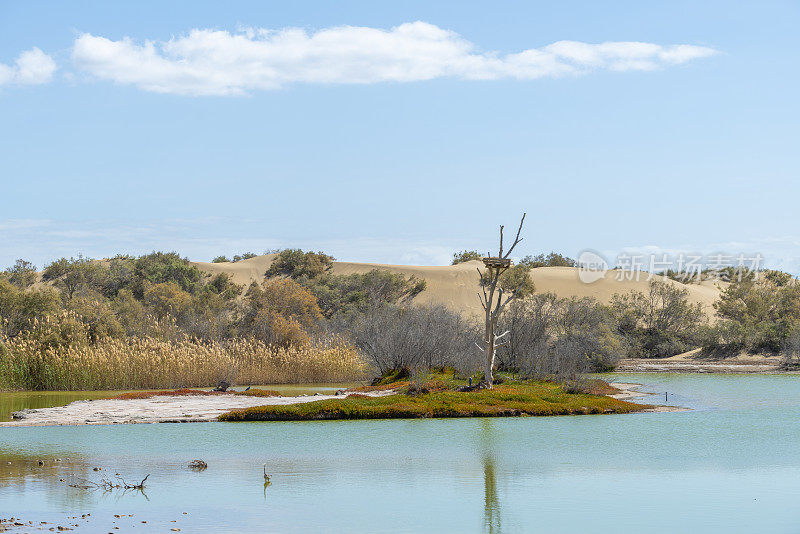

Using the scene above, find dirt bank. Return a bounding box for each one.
[616,350,782,373]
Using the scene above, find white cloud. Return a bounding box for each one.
[0,48,57,87]
[71,22,718,96]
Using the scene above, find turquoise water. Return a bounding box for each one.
[2,374,800,533]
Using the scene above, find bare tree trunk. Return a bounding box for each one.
[485,314,495,386]
[477,214,526,389]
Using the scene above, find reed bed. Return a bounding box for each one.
[0,318,369,391]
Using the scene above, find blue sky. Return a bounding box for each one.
[1,1,798,271]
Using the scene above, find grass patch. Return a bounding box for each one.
[219,378,648,421]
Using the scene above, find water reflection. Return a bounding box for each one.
[0,450,96,509]
[483,454,501,534]
[479,419,502,534]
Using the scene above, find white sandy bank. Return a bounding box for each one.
[2,392,387,427]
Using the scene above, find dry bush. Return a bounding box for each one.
[337,304,478,375]
[497,294,624,379]
[0,316,368,390]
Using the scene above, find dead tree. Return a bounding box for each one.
[476,214,526,388]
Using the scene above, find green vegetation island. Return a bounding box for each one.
[219,371,646,421]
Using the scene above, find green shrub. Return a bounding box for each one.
[451,250,481,265]
[132,252,203,297]
[481,263,535,298]
[3,259,37,289]
[703,274,800,355]
[519,252,576,268]
[232,252,256,262]
[305,269,427,317]
[42,256,102,300]
[265,249,334,279]
[609,279,705,358]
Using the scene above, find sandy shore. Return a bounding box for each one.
[608,382,687,412]
[616,350,782,373]
[1,391,391,427]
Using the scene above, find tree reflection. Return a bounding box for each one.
[479,419,501,534]
[483,454,501,534]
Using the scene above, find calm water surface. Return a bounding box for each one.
[2,374,800,533]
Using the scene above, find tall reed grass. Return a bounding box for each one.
[0,316,369,391]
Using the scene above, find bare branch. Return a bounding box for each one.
[502,213,526,259]
[477,267,489,304]
[496,280,525,316]
[498,225,505,257]
[478,292,488,311]
[493,287,504,315]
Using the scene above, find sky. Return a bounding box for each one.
[1,1,798,272]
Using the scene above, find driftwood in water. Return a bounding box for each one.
[69,474,149,492]
[188,459,207,470]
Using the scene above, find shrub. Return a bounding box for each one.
[481,263,535,298]
[498,293,623,378]
[112,289,155,337]
[68,292,125,342]
[42,256,101,300]
[338,303,477,374]
[205,273,242,299]
[265,249,334,279]
[452,250,482,265]
[305,269,427,317]
[232,252,256,262]
[241,279,322,349]
[3,259,37,289]
[0,279,61,336]
[132,252,203,298]
[703,274,800,354]
[98,255,135,298]
[519,252,576,268]
[609,279,705,358]
[144,282,192,321]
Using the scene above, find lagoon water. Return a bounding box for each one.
[2,374,800,533]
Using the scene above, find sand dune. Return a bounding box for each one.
[193,255,722,318]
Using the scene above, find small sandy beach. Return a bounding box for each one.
[1,391,392,427]
[608,382,687,412]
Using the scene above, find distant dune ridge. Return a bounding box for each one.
[193,254,721,318]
